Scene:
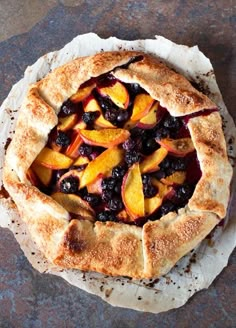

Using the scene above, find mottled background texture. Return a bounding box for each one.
[0,1,235,327]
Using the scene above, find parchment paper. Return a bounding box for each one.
[0,33,235,313]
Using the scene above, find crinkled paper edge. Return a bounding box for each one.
[0,33,235,313]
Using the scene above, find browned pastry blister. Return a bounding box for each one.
[3,51,233,279]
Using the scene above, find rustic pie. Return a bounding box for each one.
[3,51,233,279]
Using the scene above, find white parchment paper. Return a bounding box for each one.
[0,33,235,313]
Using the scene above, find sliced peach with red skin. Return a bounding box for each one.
[140,147,168,173]
[79,128,130,148]
[35,147,73,169]
[161,171,186,186]
[157,138,195,157]
[121,163,144,220]
[130,94,155,121]
[70,83,96,103]
[79,146,124,188]
[136,102,159,129]
[58,113,78,131]
[51,192,95,221]
[84,96,115,128]
[64,132,83,159]
[145,194,162,216]
[31,162,52,186]
[97,80,129,109]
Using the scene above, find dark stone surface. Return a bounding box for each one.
[0,1,235,327]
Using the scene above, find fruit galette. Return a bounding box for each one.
[3,51,233,278]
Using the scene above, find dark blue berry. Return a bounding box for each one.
[176,184,193,202]
[102,190,113,202]
[97,211,117,222]
[171,158,186,171]
[79,144,93,157]
[142,138,159,155]
[60,176,79,194]
[84,193,101,207]
[104,108,119,123]
[125,151,142,166]
[128,83,143,95]
[60,100,78,116]
[142,174,151,185]
[112,165,127,179]
[122,138,136,151]
[152,169,166,180]
[161,201,176,215]
[116,110,129,122]
[55,131,71,147]
[108,197,123,211]
[155,127,170,140]
[114,181,122,194]
[98,97,115,111]
[101,177,117,191]
[143,184,157,198]
[82,112,98,124]
[163,116,182,130]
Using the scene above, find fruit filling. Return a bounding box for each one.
[28,73,216,226]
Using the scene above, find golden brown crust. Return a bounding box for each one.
[3,51,233,279]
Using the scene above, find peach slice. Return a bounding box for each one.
[157,138,195,157]
[79,128,130,148]
[136,102,159,129]
[79,147,124,188]
[97,80,130,109]
[58,113,78,131]
[121,163,144,220]
[73,155,90,167]
[73,119,87,131]
[35,147,73,169]
[31,162,52,186]
[151,178,174,199]
[64,132,83,159]
[145,194,162,216]
[117,209,132,223]
[84,97,115,128]
[140,147,168,173]
[161,171,186,186]
[51,192,95,221]
[70,83,96,103]
[130,94,155,121]
[87,173,103,194]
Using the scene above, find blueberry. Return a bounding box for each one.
[60,176,79,194]
[143,184,157,198]
[104,108,119,123]
[160,157,171,170]
[84,193,101,207]
[108,197,123,211]
[142,138,159,155]
[112,165,127,179]
[82,112,98,124]
[101,177,117,191]
[102,189,113,202]
[128,83,143,95]
[55,131,71,147]
[125,151,142,166]
[152,169,166,180]
[161,201,176,215]
[79,144,93,157]
[171,158,186,171]
[60,100,78,116]
[155,127,170,140]
[163,116,182,130]
[176,184,193,202]
[114,181,122,194]
[142,174,151,185]
[96,211,117,222]
[122,138,136,151]
[98,97,115,111]
[117,110,129,122]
